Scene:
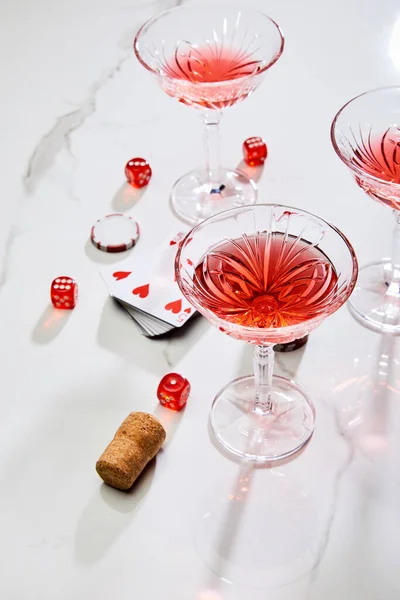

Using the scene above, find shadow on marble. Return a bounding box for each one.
[74,458,157,565]
[32,304,71,344]
[236,341,307,381]
[321,335,400,593]
[97,297,167,375]
[112,181,146,212]
[97,297,209,374]
[194,448,326,590]
[152,312,210,365]
[330,333,400,462]
[84,238,134,265]
[274,341,308,381]
[154,402,185,448]
[149,315,210,369]
[235,343,254,378]
[236,159,264,184]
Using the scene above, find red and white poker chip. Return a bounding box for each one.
[91,214,140,253]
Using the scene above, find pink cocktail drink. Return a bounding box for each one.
[194,233,338,341]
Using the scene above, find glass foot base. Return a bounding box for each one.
[210,375,315,462]
[348,259,400,334]
[170,167,257,225]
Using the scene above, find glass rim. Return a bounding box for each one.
[175,203,359,337]
[331,85,400,186]
[133,3,285,86]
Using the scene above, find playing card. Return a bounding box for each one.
[102,230,185,293]
[101,230,196,331]
[118,303,149,336]
[117,299,176,336]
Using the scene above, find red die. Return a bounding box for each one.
[50,276,78,309]
[243,137,268,166]
[157,373,191,411]
[125,157,152,188]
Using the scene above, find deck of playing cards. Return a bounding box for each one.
[101,231,196,336]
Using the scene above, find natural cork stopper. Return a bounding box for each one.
[96,412,166,491]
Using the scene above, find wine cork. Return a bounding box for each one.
[96,412,166,491]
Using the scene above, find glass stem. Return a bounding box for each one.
[253,344,274,416]
[202,108,222,193]
[388,210,400,296]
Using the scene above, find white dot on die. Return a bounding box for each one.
[56,302,60,307]
[54,284,59,289]
[67,279,72,284]
[61,279,66,283]
[60,285,65,290]
[60,299,65,303]
[65,302,70,307]
[64,295,69,300]
[66,285,71,290]
[55,278,60,283]
[55,295,59,300]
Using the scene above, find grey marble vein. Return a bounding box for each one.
[307,415,355,589]
[23,0,185,194]
[0,225,19,294]
[162,339,173,368]
[23,50,130,194]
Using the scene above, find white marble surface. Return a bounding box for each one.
[1,0,400,598]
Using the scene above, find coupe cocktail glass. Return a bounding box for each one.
[134,5,284,224]
[331,87,400,332]
[176,204,358,461]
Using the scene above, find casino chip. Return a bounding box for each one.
[91,214,140,253]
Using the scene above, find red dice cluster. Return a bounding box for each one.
[157,373,191,411]
[125,157,152,188]
[243,136,268,166]
[50,277,78,309]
